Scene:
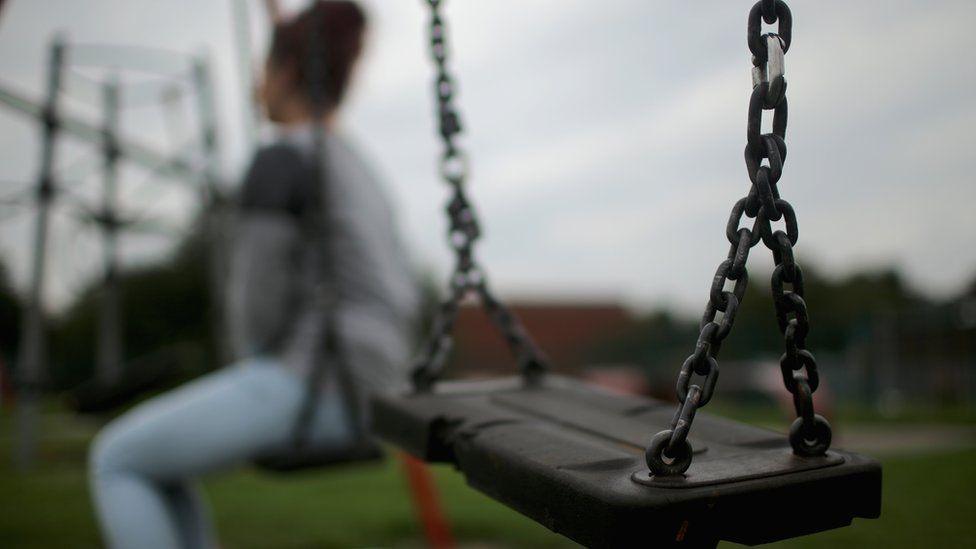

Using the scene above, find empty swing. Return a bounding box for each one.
[372,1,881,547]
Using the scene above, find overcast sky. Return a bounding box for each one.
[0,0,974,314]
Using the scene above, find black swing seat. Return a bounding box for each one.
[253,438,384,473]
[372,374,881,548]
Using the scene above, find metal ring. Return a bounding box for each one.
[791,375,815,423]
[783,321,799,359]
[690,322,719,374]
[667,384,702,455]
[744,137,787,190]
[772,231,797,278]
[704,292,740,343]
[780,348,818,393]
[710,259,749,311]
[774,292,809,338]
[760,0,777,24]
[446,189,471,217]
[438,107,462,139]
[744,185,761,218]
[699,358,719,407]
[766,134,788,181]
[760,199,798,249]
[771,262,805,303]
[726,197,763,247]
[715,293,739,341]
[439,151,469,182]
[747,85,788,150]
[429,23,446,61]
[754,167,780,222]
[789,414,831,457]
[728,229,752,279]
[436,74,454,102]
[646,430,693,476]
[449,228,473,250]
[676,355,718,405]
[748,1,792,61]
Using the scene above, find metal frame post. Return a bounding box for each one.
[95,77,123,387]
[229,0,259,149]
[15,35,66,469]
[192,58,230,365]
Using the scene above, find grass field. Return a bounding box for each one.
[1,406,974,548]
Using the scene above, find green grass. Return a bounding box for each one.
[1,407,974,548]
[756,448,976,549]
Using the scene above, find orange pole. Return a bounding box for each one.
[398,452,456,549]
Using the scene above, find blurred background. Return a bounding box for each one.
[0,0,974,547]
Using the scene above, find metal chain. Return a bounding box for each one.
[647,0,830,476]
[411,0,547,392]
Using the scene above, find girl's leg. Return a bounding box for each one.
[89,359,312,549]
[162,482,214,549]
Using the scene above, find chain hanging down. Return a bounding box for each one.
[411,0,548,392]
[646,0,831,476]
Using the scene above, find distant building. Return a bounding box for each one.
[449,301,636,377]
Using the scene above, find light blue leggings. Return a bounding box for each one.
[89,358,351,549]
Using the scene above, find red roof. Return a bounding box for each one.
[448,301,635,376]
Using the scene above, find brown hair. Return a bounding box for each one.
[269,1,367,109]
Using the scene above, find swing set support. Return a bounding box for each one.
[400,453,456,549]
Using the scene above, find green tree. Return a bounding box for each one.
[49,222,216,395]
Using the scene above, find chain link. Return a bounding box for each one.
[647,0,831,476]
[411,0,548,392]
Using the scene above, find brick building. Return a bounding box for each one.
[447,301,637,378]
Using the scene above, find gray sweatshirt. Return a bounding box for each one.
[226,128,420,400]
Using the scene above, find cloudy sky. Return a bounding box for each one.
[0,0,974,314]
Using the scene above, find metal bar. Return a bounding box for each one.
[229,0,259,149]
[14,35,65,470]
[399,453,456,549]
[67,43,191,75]
[95,77,124,387]
[192,60,220,199]
[0,82,196,182]
[192,57,231,365]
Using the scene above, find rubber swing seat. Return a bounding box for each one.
[372,374,880,548]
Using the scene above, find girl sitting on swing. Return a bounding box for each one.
[89,2,420,547]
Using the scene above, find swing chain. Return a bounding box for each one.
[412,0,548,392]
[748,0,831,459]
[647,0,829,476]
[646,197,762,475]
